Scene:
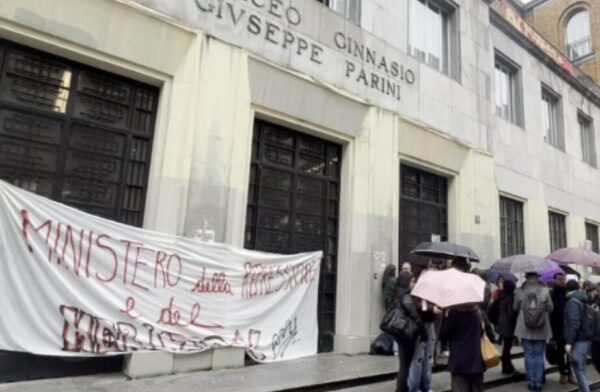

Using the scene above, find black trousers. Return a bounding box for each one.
[451,373,484,392]
[396,337,416,392]
[501,336,516,373]
[555,338,571,376]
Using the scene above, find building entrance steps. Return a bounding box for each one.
[0,346,531,392]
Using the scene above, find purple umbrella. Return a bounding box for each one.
[547,248,600,268]
[538,260,564,284]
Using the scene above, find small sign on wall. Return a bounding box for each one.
[195,229,215,243]
[431,234,441,243]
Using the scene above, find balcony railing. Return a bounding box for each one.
[567,36,593,61]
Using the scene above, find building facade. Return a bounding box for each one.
[0,0,599,380]
[524,0,600,84]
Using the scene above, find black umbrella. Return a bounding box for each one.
[411,241,480,262]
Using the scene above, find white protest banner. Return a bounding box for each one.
[0,180,322,362]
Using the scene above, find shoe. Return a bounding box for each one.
[568,376,578,385]
[559,375,567,385]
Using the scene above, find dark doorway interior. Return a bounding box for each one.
[245,120,341,352]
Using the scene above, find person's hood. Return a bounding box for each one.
[568,291,588,303]
[502,280,516,296]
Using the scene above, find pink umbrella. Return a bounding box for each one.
[547,248,600,268]
[411,269,485,308]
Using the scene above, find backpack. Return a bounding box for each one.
[579,301,600,341]
[522,288,546,329]
[369,332,395,355]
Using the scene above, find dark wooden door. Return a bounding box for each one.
[399,165,448,265]
[0,39,158,381]
[245,120,341,352]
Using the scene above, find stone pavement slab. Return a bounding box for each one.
[0,354,399,392]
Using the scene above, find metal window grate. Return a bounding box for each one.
[400,165,448,264]
[245,120,341,353]
[500,197,525,257]
[586,222,599,253]
[0,39,159,227]
[549,211,567,252]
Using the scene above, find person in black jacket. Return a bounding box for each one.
[564,280,592,392]
[439,304,486,392]
[549,272,573,385]
[496,279,518,375]
[394,271,428,392]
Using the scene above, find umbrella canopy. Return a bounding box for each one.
[411,241,480,262]
[411,269,485,308]
[547,248,600,268]
[538,260,565,284]
[490,255,552,274]
[487,271,518,285]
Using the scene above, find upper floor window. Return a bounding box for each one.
[494,52,523,126]
[565,10,592,61]
[541,86,564,150]
[579,112,597,167]
[409,0,459,79]
[317,0,361,24]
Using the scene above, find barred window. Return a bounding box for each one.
[549,211,567,252]
[500,197,525,257]
[586,222,599,253]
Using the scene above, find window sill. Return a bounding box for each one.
[543,139,566,152]
[495,114,524,130]
[582,159,598,169]
[410,53,460,83]
[572,52,596,64]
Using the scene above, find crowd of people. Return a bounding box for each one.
[379,259,600,392]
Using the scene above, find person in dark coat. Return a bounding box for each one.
[496,279,518,375]
[439,304,485,392]
[564,280,592,392]
[394,271,428,392]
[382,264,398,312]
[549,272,573,385]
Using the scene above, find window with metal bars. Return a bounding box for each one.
[500,197,525,257]
[549,211,567,252]
[0,39,158,227]
[586,222,599,253]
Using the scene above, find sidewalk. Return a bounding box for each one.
[0,354,397,392]
[0,351,597,392]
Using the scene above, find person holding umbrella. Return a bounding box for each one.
[393,271,428,392]
[549,272,573,385]
[495,279,518,375]
[514,272,553,392]
[412,268,491,392]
